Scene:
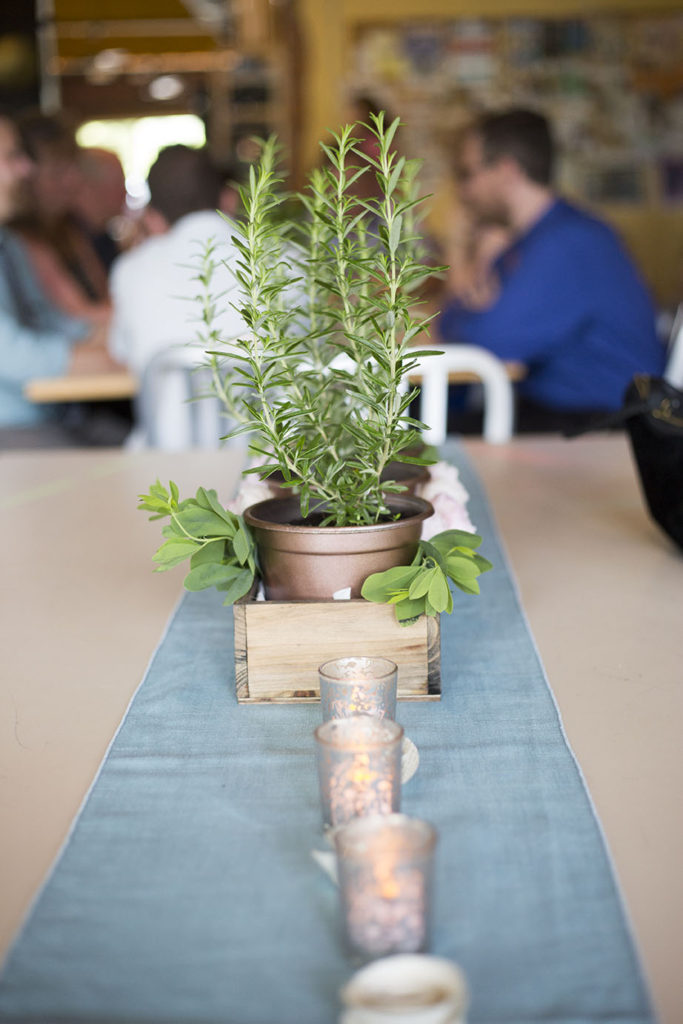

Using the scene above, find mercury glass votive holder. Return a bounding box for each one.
[318,656,398,722]
[334,814,438,961]
[314,715,404,828]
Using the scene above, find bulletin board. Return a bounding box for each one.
[349,14,683,207]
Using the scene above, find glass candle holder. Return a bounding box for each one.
[334,814,437,960]
[340,953,468,1024]
[319,656,398,722]
[315,715,404,828]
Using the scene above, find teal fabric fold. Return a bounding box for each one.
[0,445,654,1023]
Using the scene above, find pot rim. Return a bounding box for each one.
[243,494,434,535]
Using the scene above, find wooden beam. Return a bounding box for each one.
[55,19,215,38]
[52,50,238,75]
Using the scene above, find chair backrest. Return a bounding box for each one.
[664,304,683,389]
[136,345,227,450]
[410,345,515,444]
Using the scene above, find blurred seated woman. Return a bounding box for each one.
[10,111,110,326]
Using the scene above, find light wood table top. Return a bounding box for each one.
[0,438,680,1022]
[408,359,527,385]
[23,361,523,405]
[24,371,139,404]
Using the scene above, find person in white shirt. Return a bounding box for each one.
[109,145,246,447]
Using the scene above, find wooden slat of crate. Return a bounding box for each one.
[234,600,441,703]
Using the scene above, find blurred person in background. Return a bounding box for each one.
[438,108,665,432]
[70,146,127,272]
[110,144,245,376]
[109,145,246,447]
[11,111,110,323]
[217,161,244,220]
[0,112,121,446]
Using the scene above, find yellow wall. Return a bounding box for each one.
[601,205,683,309]
[297,0,683,304]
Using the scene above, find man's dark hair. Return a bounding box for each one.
[476,109,554,186]
[147,145,222,224]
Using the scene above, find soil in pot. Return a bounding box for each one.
[244,494,434,600]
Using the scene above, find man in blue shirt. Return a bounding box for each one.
[439,109,665,430]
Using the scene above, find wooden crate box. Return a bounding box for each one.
[233,600,441,703]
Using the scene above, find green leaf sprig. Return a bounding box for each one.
[137,481,257,605]
[361,529,492,625]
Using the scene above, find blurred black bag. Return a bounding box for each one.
[619,376,683,550]
[569,375,683,549]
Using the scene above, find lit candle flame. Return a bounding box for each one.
[376,857,400,900]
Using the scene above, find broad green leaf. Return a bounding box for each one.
[137,496,167,514]
[418,540,448,575]
[395,596,426,623]
[431,529,482,554]
[183,562,243,592]
[397,614,421,627]
[408,566,436,600]
[361,565,420,603]
[148,480,169,501]
[233,525,251,565]
[152,539,198,570]
[428,570,450,613]
[453,577,480,595]
[190,539,227,568]
[174,507,234,538]
[221,568,255,605]
[471,554,493,573]
[446,554,480,580]
[198,487,235,528]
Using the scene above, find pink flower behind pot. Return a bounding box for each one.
[417,461,475,539]
[227,477,271,515]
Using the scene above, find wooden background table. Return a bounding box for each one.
[23,371,139,404]
[0,437,680,1022]
[23,360,523,405]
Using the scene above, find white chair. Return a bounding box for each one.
[664,304,683,388]
[135,344,227,450]
[409,345,515,444]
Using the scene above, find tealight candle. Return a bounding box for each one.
[315,716,404,828]
[334,814,437,960]
[319,657,398,722]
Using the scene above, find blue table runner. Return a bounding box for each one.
[0,445,654,1023]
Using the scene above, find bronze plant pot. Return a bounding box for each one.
[243,495,434,601]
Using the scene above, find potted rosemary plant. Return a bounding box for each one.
[140,114,491,616]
